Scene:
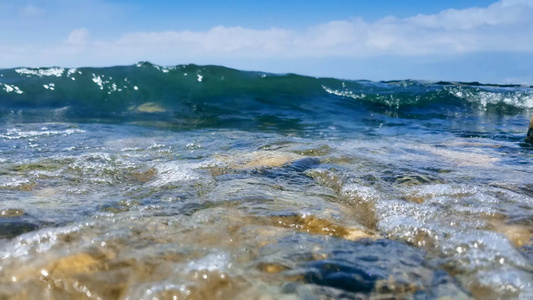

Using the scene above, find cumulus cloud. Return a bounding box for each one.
[104,22,373,59]
[87,0,533,60]
[1,0,533,72]
[116,26,295,56]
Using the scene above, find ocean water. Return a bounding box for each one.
[0,62,532,299]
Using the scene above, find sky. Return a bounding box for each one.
[1,0,533,84]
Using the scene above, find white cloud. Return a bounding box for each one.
[1,0,533,74]
[89,0,533,60]
[116,26,295,55]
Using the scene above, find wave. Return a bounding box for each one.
[1,62,532,127]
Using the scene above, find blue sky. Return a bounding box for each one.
[1,0,533,84]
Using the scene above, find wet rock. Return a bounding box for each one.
[47,253,103,277]
[215,151,302,170]
[0,209,25,217]
[130,167,157,183]
[339,185,380,230]
[257,141,294,151]
[302,260,381,293]
[99,199,142,214]
[0,209,40,239]
[292,145,332,157]
[468,279,520,300]
[306,170,379,229]
[0,221,38,239]
[0,181,36,191]
[24,252,124,300]
[261,235,469,298]
[9,160,64,173]
[321,155,354,165]
[415,144,498,167]
[134,102,166,113]
[490,220,532,248]
[267,214,378,241]
[143,271,249,300]
[402,194,427,204]
[526,115,533,143]
[257,263,289,274]
[99,205,128,214]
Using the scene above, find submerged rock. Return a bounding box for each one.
[292,144,332,157]
[134,102,166,113]
[0,209,25,218]
[0,221,38,239]
[489,220,532,248]
[260,235,469,299]
[130,167,157,183]
[266,214,378,241]
[0,209,40,239]
[214,151,302,170]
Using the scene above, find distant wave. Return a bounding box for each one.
[1,62,532,127]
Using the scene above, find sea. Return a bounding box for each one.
[0,62,532,299]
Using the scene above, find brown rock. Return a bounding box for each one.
[257,263,288,274]
[0,209,25,217]
[215,151,301,170]
[131,167,157,183]
[498,224,531,248]
[489,220,532,248]
[268,214,378,241]
[48,253,103,277]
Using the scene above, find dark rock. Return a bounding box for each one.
[259,234,469,298]
[0,221,39,239]
[302,260,382,293]
[526,115,533,143]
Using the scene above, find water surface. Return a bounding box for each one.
[1,63,532,299]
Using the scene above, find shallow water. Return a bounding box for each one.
[1,63,533,299]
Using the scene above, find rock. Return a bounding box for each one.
[0,209,42,239]
[526,115,533,143]
[421,145,498,167]
[0,209,25,217]
[267,236,468,298]
[0,181,36,191]
[135,102,166,113]
[0,221,38,239]
[215,151,302,170]
[267,214,378,241]
[292,145,332,156]
[257,263,288,274]
[47,253,103,277]
[130,167,157,183]
[490,220,531,248]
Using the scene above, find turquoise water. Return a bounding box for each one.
[0,63,532,299]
